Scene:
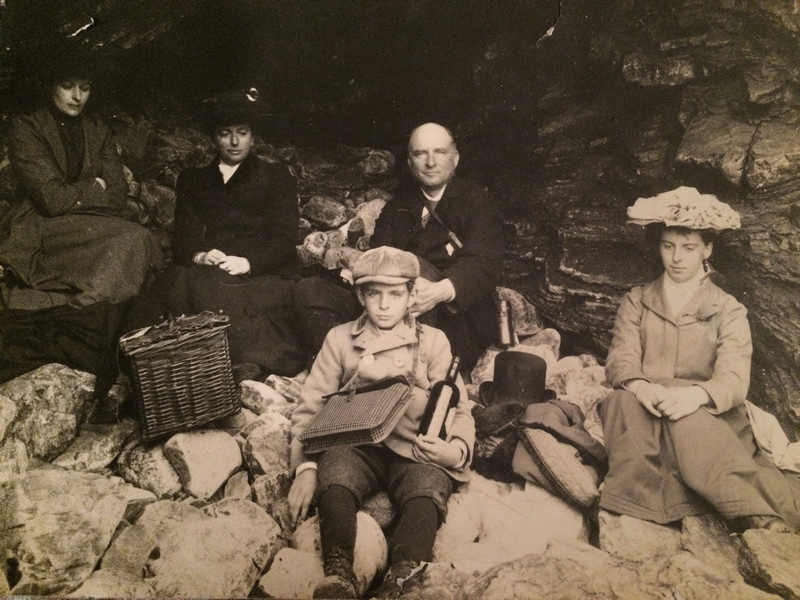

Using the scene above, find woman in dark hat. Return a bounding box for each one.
[600,187,800,533]
[0,40,162,309]
[142,89,305,379]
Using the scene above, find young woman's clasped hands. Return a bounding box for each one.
[627,379,710,420]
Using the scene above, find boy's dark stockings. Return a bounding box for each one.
[390,496,439,566]
[319,484,358,561]
[319,486,441,566]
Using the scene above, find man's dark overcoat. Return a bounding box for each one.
[371,174,505,365]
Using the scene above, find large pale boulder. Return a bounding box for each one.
[100,500,207,575]
[96,497,282,598]
[0,437,29,483]
[738,528,800,599]
[0,468,152,596]
[258,547,324,599]
[223,470,252,500]
[52,418,139,471]
[0,364,94,460]
[239,380,292,416]
[0,393,17,440]
[597,510,682,561]
[116,438,182,498]
[435,477,588,566]
[163,429,242,498]
[66,570,156,599]
[265,372,307,405]
[144,498,283,598]
[293,512,388,597]
[251,470,292,531]
[241,410,291,477]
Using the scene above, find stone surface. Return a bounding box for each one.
[251,470,292,532]
[0,436,29,483]
[241,410,291,477]
[0,365,94,460]
[435,477,588,565]
[258,547,324,599]
[52,418,139,471]
[100,497,283,598]
[0,393,16,440]
[293,512,389,597]
[115,438,183,498]
[239,380,292,416]
[675,114,755,186]
[163,430,243,499]
[223,469,252,501]
[0,468,149,596]
[738,529,800,599]
[362,490,396,530]
[598,510,683,562]
[66,569,156,599]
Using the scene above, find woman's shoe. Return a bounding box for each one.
[735,515,792,533]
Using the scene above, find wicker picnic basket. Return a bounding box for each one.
[119,311,240,441]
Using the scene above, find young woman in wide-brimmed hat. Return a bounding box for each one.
[600,186,800,533]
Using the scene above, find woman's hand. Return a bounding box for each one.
[288,469,318,529]
[194,248,227,266]
[630,380,667,418]
[412,434,463,468]
[219,255,251,275]
[655,386,710,421]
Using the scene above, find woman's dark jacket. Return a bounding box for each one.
[173,153,299,276]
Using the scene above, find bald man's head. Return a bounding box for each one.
[407,122,460,193]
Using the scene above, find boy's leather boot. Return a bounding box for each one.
[313,546,358,599]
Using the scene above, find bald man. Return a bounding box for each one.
[292,122,505,368]
[371,123,504,367]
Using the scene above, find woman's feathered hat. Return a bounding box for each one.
[626,186,741,231]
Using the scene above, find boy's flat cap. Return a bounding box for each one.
[352,246,420,285]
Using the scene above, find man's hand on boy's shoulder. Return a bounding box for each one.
[412,434,466,469]
[288,468,318,529]
[409,278,456,318]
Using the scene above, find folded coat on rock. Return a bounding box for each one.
[510,400,608,508]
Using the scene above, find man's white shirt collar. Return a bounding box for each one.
[218,161,241,183]
[421,185,446,202]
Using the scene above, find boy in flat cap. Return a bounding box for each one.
[288,246,475,599]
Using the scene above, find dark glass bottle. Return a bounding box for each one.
[498,299,516,347]
[418,356,461,439]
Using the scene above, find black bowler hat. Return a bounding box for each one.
[479,351,557,406]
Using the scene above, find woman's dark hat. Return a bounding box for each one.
[479,351,557,406]
[36,39,105,85]
[202,87,264,133]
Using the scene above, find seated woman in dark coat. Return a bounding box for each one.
[144,91,305,378]
[0,42,162,310]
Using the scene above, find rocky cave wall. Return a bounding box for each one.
[1,0,799,433]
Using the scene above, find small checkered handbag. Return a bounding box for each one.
[299,326,421,454]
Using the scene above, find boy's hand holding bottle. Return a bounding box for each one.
[412,434,466,468]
